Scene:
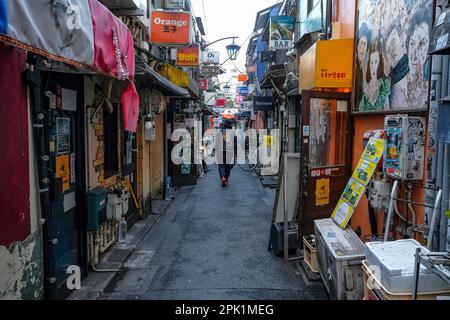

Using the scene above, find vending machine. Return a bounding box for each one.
[384,115,426,181]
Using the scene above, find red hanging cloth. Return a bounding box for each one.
[88,0,135,80]
[121,82,139,133]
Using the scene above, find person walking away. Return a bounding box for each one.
[216,120,237,187]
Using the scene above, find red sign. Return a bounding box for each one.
[150,11,192,46]
[177,44,200,66]
[199,79,208,91]
[216,98,226,107]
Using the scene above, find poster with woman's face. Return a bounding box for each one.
[353,0,432,113]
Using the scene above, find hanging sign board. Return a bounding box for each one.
[315,39,354,88]
[260,51,276,63]
[332,137,385,228]
[164,0,185,10]
[239,101,254,113]
[253,96,274,111]
[204,91,216,106]
[198,79,208,91]
[150,11,192,46]
[202,51,220,64]
[269,16,294,49]
[238,86,249,95]
[237,74,248,82]
[216,98,226,107]
[177,44,200,66]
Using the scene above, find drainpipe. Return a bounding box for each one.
[439,143,450,251]
[425,54,443,248]
[406,183,416,238]
[24,55,57,299]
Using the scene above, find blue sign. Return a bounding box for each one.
[0,0,7,34]
[239,86,249,95]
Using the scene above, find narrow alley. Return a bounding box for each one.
[2,0,450,308]
[99,168,327,300]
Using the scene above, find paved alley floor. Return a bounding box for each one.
[99,167,328,300]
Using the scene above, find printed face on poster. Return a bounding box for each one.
[353,0,432,113]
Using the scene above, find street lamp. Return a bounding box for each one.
[201,36,241,61]
[226,39,241,61]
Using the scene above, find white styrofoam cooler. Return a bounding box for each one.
[314,218,366,300]
[365,239,450,294]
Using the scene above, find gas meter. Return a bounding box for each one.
[384,115,426,181]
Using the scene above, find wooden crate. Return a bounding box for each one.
[303,236,319,273]
[362,260,450,300]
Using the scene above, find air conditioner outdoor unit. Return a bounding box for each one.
[314,218,366,300]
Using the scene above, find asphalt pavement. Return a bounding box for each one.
[99,166,328,300]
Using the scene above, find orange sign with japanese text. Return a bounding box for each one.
[150,11,192,46]
[315,39,354,88]
[177,44,200,66]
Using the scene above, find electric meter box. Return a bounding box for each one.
[87,187,107,231]
[314,218,366,300]
[383,115,426,181]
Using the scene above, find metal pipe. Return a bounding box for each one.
[407,183,417,238]
[442,56,449,98]
[384,180,399,241]
[427,189,443,249]
[434,141,445,250]
[440,143,450,251]
[394,197,409,223]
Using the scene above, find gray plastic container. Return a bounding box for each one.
[365,240,450,294]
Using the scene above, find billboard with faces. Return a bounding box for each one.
[353,0,432,113]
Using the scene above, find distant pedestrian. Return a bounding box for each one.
[216,120,237,187]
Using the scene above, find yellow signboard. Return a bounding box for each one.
[331,137,384,229]
[316,178,330,206]
[332,199,354,229]
[315,39,354,88]
[352,159,377,186]
[300,39,354,91]
[56,155,70,192]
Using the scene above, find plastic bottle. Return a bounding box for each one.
[118,217,127,243]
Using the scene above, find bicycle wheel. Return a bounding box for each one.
[238,151,258,171]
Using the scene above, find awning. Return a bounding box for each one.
[0,0,135,80]
[260,64,286,89]
[157,63,199,99]
[287,86,299,96]
[135,57,190,98]
[188,76,200,99]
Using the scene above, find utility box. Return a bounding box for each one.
[87,187,107,231]
[314,218,366,300]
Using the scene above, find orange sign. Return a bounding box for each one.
[150,11,192,46]
[177,44,200,66]
[238,74,248,82]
